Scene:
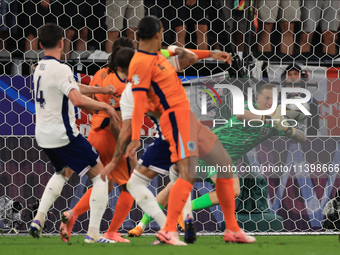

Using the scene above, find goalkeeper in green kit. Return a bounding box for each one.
[128,83,307,237]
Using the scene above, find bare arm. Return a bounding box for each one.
[68,89,119,122]
[175,48,199,69]
[113,119,132,164]
[168,46,232,69]
[78,83,116,97]
[109,110,122,141]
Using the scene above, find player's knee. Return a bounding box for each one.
[126,179,133,193]
[126,173,140,194]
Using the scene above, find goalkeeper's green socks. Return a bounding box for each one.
[137,194,213,230]
[191,193,213,211]
[138,204,165,231]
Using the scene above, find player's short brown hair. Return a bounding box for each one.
[114,47,135,72]
[38,23,63,49]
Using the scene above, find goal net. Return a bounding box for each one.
[1,0,340,235]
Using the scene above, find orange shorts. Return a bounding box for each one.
[87,128,131,185]
[159,107,217,162]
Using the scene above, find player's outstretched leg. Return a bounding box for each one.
[202,140,256,244]
[29,173,68,239]
[127,169,168,235]
[128,181,172,237]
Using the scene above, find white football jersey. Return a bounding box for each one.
[34,56,80,148]
[120,82,134,121]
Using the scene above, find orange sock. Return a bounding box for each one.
[215,178,240,232]
[72,187,92,216]
[163,178,193,232]
[106,191,134,233]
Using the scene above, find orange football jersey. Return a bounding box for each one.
[128,50,190,139]
[90,68,127,131]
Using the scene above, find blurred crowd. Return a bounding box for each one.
[0,0,339,60]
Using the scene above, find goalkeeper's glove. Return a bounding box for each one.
[260,105,295,136]
[274,115,295,136]
[260,104,282,124]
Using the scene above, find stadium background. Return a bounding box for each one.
[1,0,340,235]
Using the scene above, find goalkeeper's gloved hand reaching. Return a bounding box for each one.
[261,105,295,136]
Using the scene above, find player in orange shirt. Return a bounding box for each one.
[124,16,256,245]
[59,37,135,243]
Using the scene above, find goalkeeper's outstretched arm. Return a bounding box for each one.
[236,108,307,143]
[286,128,306,143]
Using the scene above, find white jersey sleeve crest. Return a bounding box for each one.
[57,65,80,96]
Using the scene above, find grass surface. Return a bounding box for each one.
[0,234,339,255]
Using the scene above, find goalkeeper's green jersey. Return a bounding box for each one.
[213,101,285,165]
[199,101,286,180]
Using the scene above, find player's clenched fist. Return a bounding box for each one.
[102,84,116,95]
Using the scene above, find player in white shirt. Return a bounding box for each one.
[29,23,119,243]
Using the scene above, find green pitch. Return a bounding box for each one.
[0,235,339,255]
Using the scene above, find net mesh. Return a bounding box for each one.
[1,0,340,235]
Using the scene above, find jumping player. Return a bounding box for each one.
[101,44,234,242]
[104,15,255,245]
